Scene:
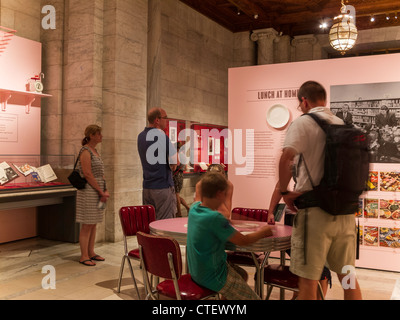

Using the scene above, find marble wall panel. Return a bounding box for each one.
[0,0,41,41]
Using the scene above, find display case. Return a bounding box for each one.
[0,155,79,243]
[163,119,229,175]
[0,154,74,189]
[164,119,195,175]
[190,123,229,173]
[164,118,186,146]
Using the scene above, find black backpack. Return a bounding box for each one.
[298,113,370,215]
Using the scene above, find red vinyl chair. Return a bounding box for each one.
[136,231,219,300]
[227,207,270,295]
[117,205,156,299]
[231,207,269,222]
[263,264,324,300]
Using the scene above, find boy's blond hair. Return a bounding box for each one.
[201,172,228,198]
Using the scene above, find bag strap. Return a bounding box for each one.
[299,154,315,189]
[302,112,329,133]
[299,112,330,189]
[73,148,85,170]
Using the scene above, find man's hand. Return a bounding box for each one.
[282,191,303,213]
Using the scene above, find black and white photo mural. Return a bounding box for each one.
[331,82,400,163]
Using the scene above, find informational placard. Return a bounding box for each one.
[229,53,400,272]
[0,114,18,142]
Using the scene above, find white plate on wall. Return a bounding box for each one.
[266,104,290,129]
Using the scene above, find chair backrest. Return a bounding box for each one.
[136,231,182,280]
[231,207,268,222]
[119,205,156,237]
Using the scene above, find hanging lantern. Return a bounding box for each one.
[329,0,358,55]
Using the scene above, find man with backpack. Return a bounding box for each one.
[278,81,363,300]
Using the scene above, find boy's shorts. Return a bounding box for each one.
[219,263,260,300]
[289,207,357,281]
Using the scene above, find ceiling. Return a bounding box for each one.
[179,0,400,36]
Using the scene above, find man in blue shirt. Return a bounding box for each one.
[187,172,272,299]
[137,108,178,220]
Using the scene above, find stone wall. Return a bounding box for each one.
[0,0,41,41]
[150,0,235,126]
[147,0,255,218]
[101,0,149,242]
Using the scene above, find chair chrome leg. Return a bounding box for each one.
[266,285,273,300]
[117,255,126,293]
[127,258,141,299]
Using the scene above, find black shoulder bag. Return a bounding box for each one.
[68,149,87,189]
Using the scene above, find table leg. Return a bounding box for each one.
[254,252,270,299]
[280,250,286,300]
[184,245,188,273]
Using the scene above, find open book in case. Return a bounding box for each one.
[0,155,75,191]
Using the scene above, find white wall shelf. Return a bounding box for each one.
[0,88,51,114]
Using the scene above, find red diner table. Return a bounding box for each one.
[149,217,292,299]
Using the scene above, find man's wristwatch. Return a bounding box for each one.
[280,191,290,195]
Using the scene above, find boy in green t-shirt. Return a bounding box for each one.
[187,172,273,300]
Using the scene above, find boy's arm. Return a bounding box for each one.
[228,225,273,246]
[224,181,233,214]
[194,181,201,202]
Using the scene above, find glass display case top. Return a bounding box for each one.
[0,154,75,191]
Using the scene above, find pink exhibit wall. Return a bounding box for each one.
[229,53,400,272]
[0,34,42,155]
[0,34,42,243]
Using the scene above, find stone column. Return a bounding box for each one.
[62,0,104,156]
[291,34,319,62]
[41,0,65,156]
[102,0,148,242]
[250,28,278,65]
[233,31,257,67]
[147,0,161,109]
[274,34,291,64]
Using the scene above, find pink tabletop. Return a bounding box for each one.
[149,217,292,252]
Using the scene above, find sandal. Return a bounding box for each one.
[79,259,96,266]
[90,255,105,261]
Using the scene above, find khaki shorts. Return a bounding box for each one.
[289,207,357,281]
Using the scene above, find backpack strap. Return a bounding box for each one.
[299,112,331,189]
[299,154,315,189]
[302,112,329,133]
[298,114,325,266]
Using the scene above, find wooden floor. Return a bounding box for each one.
[0,237,398,300]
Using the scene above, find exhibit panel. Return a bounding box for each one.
[229,53,400,272]
[0,34,78,243]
